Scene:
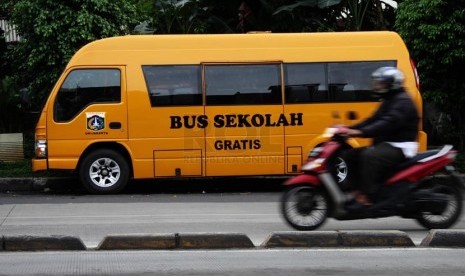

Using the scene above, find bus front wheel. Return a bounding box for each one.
[79,149,129,194]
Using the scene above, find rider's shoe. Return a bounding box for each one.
[345,192,373,212]
[345,200,369,212]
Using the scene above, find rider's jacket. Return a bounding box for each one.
[350,88,419,145]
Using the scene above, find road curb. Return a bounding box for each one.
[0,177,77,192]
[262,231,339,248]
[3,231,465,251]
[0,178,38,192]
[338,230,415,247]
[177,233,255,249]
[420,230,465,247]
[96,233,255,250]
[3,235,87,251]
[262,230,415,248]
[97,234,176,250]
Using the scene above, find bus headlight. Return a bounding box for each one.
[35,139,47,158]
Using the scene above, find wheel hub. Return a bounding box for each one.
[336,157,348,183]
[89,157,121,188]
[100,168,110,177]
[296,195,314,214]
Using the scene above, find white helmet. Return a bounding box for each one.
[371,67,404,93]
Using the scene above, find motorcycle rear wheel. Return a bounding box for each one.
[415,177,463,229]
[281,186,330,231]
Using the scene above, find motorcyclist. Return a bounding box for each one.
[341,67,420,209]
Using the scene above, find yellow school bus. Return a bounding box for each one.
[32,31,427,194]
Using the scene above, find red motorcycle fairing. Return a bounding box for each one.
[386,148,456,185]
[284,173,321,186]
[387,156,455,185]
[319,140,342,159]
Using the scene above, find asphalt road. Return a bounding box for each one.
[1,179,464,248]
[1,179,465,275]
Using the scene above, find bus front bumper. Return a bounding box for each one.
[32,158,47,172]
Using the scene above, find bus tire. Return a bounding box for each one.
[79,149,130,194]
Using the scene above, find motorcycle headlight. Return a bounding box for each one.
[308,147,323,158]
[302,158,325,171]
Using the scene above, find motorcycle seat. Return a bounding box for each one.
[396,149,441,170]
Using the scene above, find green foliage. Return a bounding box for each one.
[133,0,235,34]
[131,0,155,22]
[1,17,23,133]
[2,0,138,106]
[396,1,465,150]
[0,28,6,73]
[134,0,398,34]
[0,76,24,133]
[151,0,209,33]
[264,0,396,32]
[274,0,341,13]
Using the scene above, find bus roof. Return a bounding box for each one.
[68,31,409,67]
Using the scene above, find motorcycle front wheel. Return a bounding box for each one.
[281,186,330,231]
[415,176,463,229]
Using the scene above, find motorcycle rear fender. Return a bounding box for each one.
[387,154,455,184]
[284,174,321,186]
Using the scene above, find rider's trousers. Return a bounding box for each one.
[345,142,406,198]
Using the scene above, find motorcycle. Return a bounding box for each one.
[281,126,464,230]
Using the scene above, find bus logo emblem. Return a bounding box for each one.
[86,112,105,131]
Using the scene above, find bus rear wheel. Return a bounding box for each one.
[79,149,129,194]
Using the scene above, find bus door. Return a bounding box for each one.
[282,63,330,174]
[47,67,128,169]
[203,63,286,176]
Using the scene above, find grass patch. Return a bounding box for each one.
[0,160,33,177]
[0,160,73,178]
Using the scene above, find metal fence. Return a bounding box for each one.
[0,133,24,161]
[0,19,20,43]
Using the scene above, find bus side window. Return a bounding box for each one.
[205,63,282,106]
[284,63,326,104]
[328,61,397,102]
[328,69,355,102]
[142,65,202,107]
